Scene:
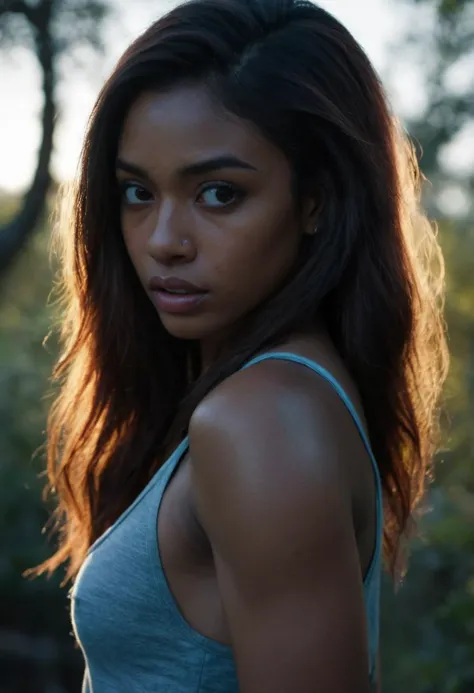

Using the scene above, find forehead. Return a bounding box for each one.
[118,84,287,174]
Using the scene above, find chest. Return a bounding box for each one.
[71,446,238,691]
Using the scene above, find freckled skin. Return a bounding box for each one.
[118,84,318,361]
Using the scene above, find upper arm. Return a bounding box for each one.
[189,362,371,693]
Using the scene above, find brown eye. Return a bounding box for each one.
[121,183,153,206]
[197,182,244,208]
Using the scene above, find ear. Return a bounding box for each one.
[300,192,323,236]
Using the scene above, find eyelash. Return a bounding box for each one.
[197,182,245,209]
[118,182,152,207]
[118,181,245,210]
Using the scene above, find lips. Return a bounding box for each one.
[148,276,208,315]
[148,276,206,294]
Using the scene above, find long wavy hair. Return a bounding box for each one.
[33,0,448,583]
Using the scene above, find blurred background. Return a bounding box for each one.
[0,0,473,691]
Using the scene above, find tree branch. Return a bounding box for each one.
[0,0,56,277]
[0,0,33,21]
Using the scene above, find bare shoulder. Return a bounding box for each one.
[189,353,367,492]
[188,356,373,691]
[187,353,370,561]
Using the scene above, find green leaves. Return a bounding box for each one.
[0,218,82,682]
[380,218,474,693]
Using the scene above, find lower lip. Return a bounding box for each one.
[151,289,208,314]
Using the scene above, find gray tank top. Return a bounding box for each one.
[70,352,383,692]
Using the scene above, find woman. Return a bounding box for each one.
[34,0,448,691]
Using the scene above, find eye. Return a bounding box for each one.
[120,182,153,206]
[197,182,244,209]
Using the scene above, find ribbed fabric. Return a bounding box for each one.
[70,351,383,692]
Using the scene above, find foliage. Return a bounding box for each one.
[1,212,473,693]
[403,0,474,176]
[0,0,473,691]
[379,5,474,686]
[0,221,83,691]
[0,0,110,55]
[381,218,474,692]
[0,0,112,277]
[385,0,474,224]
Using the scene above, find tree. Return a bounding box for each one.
[381,2,474,691]
[394,0,474,219]
[0,0,110,277]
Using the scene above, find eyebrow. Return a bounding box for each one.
[115,155,258,180]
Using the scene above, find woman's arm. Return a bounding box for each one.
[189,361,372,693]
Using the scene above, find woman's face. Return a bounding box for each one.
[117,84,317,357]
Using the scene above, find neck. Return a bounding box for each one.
[199,331,230,372]
[198,317,328,374]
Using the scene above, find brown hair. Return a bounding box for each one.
[33,0,448,583]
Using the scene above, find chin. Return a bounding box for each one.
[157,312,226,342]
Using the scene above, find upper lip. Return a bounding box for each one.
[148,276,206,293]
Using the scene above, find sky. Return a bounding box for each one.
[0,0,471,194]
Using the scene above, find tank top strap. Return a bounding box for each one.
[240,351,384,579]
[241,351,383,681]
[173,350,383,579]
[172,350,382,681]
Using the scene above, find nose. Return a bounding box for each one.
[147,201,196,265]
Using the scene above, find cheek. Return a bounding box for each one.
[214,213,300,295]
[121,220,146,269]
